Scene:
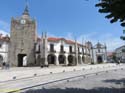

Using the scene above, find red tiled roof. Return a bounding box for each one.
[48,37,84,46]
[48,37,61,42]
[65,39,75,44]
[48,37,75,44]
[0,33,84,46]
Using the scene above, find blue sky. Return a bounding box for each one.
[0,0,124,51]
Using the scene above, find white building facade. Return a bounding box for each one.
[92,42,107,63]
[35,33,92,66]
[0,32,108,67]
[0,34,9,66]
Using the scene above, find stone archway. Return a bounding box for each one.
[68,55,74,65]
[18,54,27,67]
[58,55,66,64]
[47,54,56,64]
[97,56,103,63]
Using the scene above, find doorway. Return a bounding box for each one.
[18,54,27,67]
[58,55,66,64]
[97,56,103,63]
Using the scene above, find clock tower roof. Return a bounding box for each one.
[23,4,29,16]
[22,0,30,19]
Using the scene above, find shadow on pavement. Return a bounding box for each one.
[103,78,125,85]
[22,87,125,93]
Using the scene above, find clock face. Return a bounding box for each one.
[20,19,26,24]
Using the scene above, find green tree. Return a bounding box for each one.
[95,0,125,26]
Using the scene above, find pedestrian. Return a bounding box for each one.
[118,59,121,65]
[2,62,6,69]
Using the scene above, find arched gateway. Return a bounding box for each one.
[97,56,103,63]
[47,54,56,64]
[17,54,27,67]
[58,55,66,64]
[68,55,74,65]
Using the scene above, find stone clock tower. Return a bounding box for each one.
[8,4,37,67]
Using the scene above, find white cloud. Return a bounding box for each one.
[63,32,124,52]
[0,30,9,36]
[0,20,10,36]
[66,32,74,40]
[0,20,10,32]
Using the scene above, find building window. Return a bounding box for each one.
[60,45,64,52]
[98,49,100,53]
[50,44,54,52]
[69,46,72,53]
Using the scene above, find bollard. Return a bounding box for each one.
[121,68,123,70]
[50,72,53,74]
[73,69,76,71]
[83,75,86,78]
[67,80,70,82]
[34,73,37,76]
[106,71,108,73]
[96,73,98,75]
[63,70,65,72]
[13,76,16,80]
